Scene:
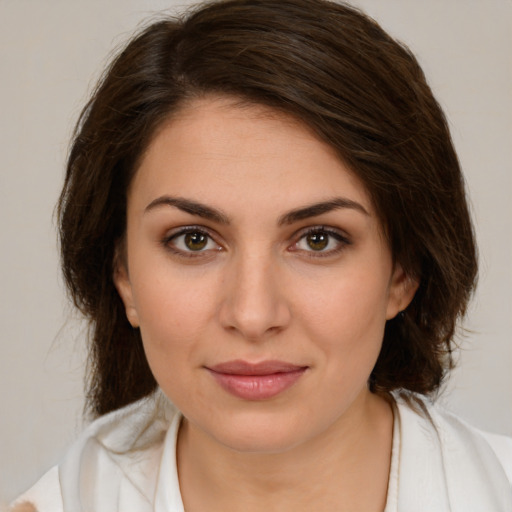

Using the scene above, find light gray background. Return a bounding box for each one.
[1,0,511,503]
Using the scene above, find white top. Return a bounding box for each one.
[12,391,512,511]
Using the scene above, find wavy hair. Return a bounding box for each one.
[58,0,478,416]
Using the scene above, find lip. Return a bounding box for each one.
[206,360,308,400]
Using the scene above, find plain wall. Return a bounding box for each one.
[1,0,510,502]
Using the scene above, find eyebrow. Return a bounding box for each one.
[144,196,230,224]
[277,197,369,225]
[144,195,368,225]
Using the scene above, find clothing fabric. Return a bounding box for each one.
[12,391,512,511]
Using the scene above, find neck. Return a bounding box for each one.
[177,391,393,512]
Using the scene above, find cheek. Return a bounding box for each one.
[131,270,218,360]
[297,267,391,358]
[131,274,225,414]
[134,283,210,403]
[297,273,388,338]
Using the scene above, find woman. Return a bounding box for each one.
[12,0,512,510]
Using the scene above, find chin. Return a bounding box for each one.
[205,411,317,455]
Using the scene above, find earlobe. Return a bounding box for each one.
[386,264,419,320]
[113,261,140,328]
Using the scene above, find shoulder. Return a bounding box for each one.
[393,393,512,509]
[10,390,179,511]
[479,429,512,483]
[420,397,512,483]
[9,466,61,512]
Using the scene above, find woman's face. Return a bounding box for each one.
[115,97,415,453]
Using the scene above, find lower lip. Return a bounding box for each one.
[209,368,307,400]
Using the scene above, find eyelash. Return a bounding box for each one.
[161,225,351,259]
[289,226,351,258]
[162,226,222,259]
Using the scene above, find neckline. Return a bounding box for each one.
[383,398,401,512]
[155,400,401,512]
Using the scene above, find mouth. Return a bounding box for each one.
[206,360,308,400]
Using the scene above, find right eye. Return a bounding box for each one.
[164,227,222,256]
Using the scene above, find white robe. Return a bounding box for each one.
[12,391,512,511]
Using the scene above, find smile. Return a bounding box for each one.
[206,360,308,400]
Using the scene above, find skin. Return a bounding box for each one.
[115,96,417,511]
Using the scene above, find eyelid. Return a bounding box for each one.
[289,225,351,256]
[160,224,350,259]
[162,225,223,256]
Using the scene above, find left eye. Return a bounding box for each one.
[168,229,219,252]
[294,229,347,253]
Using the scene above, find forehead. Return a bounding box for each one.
[131,96,375,218]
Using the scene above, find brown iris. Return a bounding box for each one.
[184,232,208,251]
[306,231,329,251]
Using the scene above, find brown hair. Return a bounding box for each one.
[58,0,477,417]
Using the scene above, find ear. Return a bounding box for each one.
[386,264,419,320]
[113,256,140,328]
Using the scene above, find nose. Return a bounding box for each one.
[218,250,291,341]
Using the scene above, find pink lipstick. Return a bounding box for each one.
[206,360,307,400]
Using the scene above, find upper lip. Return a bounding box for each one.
[207,360,307,376]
